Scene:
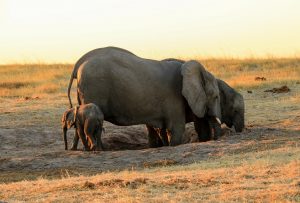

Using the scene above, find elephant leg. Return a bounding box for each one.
[77,126,90,151]
[93,126,104,151]
[195,116,222,141]
[84,122,97,151]
[87,134,91,149]
[94,127,104,151]
[70,130,79,150]
[169,124,185,146]
[194,117,211,142]
[146,125,163,148]
[159,128,169,146]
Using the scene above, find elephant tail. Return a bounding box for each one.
[68,51,95,108]
[67,72,74,108]
[67,64,79,108]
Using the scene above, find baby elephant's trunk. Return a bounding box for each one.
[63,127,68,150]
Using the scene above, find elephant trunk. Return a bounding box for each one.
[63,127,68,150]
[208,117,222,140]
[233,115,244,132]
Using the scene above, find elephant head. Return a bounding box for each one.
[218,79,245,132]
[164,58,244,134]
[61,108,77,150]
[181,60,222,138]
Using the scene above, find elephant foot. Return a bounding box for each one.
[169,125,184,146]
[90,144,98,151]
[70,146,77,151]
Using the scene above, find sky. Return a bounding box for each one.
[0,0,300,64]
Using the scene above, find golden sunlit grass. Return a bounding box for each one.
[0,58,300,98]
[201,58,300,89]
[0,146,299,202]
[0,64,72,97]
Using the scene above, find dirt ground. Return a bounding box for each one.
[0,84,300,183]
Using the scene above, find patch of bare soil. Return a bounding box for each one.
[0,85,300,183]
[264,85,291,93]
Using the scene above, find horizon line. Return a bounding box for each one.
[1,55,300,66]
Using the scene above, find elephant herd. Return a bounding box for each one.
[61,47,245,151]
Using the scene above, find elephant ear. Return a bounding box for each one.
[181,60,207,118]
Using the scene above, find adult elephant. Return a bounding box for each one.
[192,79,245,141]
[150,58,245,144]
[67,47,221,148]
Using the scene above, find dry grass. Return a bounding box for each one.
[0,147,299,202]
[201,58,300,89]
[0,58,300,202]
[1,58,299,98]
[0,64,72,97]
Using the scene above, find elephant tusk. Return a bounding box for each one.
[215,117,221,125]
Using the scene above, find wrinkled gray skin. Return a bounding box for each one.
[151,58,245,144]
[61,103,104,151]
[67,47,222,147]
[218,79,245,132]
[194,79,245,141]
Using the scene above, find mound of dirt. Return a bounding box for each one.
[264,85,290,93]
[101,124,199,150]
[102,130,148,150]
[101,124,231,151]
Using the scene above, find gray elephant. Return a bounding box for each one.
[189,78,245,141]
[61,103,104,151]
[149,58,245,144]
[218,79,245,131]
[67,47,222,147]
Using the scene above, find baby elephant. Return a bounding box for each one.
[61,103,104,151]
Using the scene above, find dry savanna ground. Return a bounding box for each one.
[0,58,299,202]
